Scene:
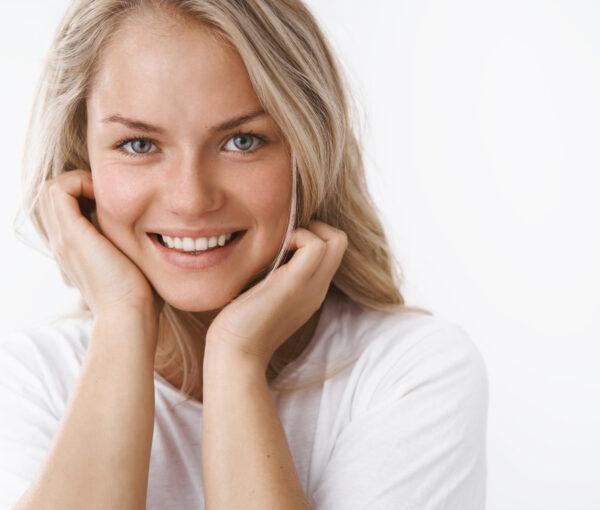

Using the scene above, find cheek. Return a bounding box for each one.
[244,162,293,226]
[92,166,151,232]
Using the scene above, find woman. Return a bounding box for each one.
[1,0,488,509]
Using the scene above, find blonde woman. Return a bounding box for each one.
[1,1,488,509]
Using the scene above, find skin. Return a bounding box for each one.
[30,8,347,510]
[84,12,302,396]
[86,15,293,315]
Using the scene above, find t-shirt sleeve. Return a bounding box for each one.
[308,324,488,510]
[0,332,64,509]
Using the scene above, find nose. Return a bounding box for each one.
[163,151,225,218]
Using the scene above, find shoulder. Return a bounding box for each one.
[322,293,488,417]
[325,292,486,368]
[0,317,92,414]
[0,317,92,367]
[305,296,488,509]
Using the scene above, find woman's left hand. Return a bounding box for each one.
[204,221,348,373]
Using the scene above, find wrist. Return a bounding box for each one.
[90,303,159,358]
[203,339,267,390]
[94,300,158,327]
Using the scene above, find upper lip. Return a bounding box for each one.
[149,228,245,238]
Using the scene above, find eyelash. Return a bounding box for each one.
[113,130,267,158]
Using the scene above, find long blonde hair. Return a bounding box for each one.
[18,0,431,405]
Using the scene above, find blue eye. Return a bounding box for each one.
[118,138,156,155]
[224,132,264,153]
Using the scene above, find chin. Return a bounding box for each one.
[149,266,272,314]
[157,288,236,313]
[152,273,260,313]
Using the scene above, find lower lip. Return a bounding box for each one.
[149,231,245,270]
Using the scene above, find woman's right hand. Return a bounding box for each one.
[39,169,160,321]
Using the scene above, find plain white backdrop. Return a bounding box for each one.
[1,1,599,509]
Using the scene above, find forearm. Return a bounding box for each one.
[15,307,157,510]
[202,345,313,510]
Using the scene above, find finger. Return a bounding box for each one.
[51,169,95,202]
[283,227,328,281]
[40,171,96,259]
[47,171,95,227]
[305,221,348,282]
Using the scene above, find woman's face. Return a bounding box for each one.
[86,13,292,312]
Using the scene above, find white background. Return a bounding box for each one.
[1,1,599,509]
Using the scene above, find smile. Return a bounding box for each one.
[148,230,245,271]
[155,232,239,253]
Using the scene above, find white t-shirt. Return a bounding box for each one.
[0,292,488,509]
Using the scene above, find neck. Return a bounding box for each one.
[153,305,323,403]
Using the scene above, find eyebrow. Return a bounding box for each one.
[101,108,268,134]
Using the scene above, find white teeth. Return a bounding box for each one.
[159,232,236,252]
[182,237,195,251]
[195,237,208,251]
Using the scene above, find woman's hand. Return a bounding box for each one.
[39,170,160,320]
[204,221,348,372]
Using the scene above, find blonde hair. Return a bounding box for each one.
[18,0,431,406]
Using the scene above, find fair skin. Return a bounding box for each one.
[16,9,346,510]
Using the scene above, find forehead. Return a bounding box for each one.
[87,9,262,131]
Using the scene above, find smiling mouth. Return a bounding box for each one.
[150,231,243,254]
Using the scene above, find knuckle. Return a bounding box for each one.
[74,168,93,183]
[330,227,348,246]
[314,238,327,253]
[41,179,55,196]
[46,180,63,198]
